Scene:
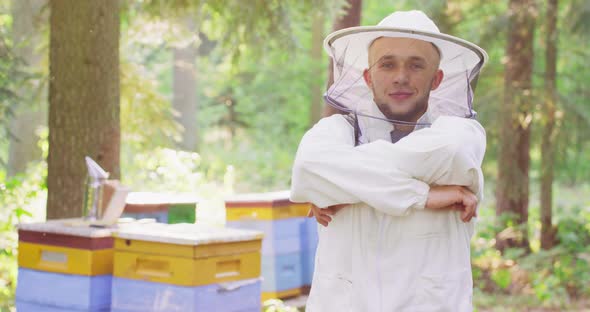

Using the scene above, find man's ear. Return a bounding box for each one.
[431,69,444,90]
[363,69,372,88]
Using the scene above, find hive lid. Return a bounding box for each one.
[17,218,118,238]
[126,192,200,205]
[113,222,263,245]
[225,190,292,208]
[124,192,200,213]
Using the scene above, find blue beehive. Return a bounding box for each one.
[300,217,318,286]
[122,192,199,224]
[225,191,318,300]
[16,269,112,312]
[261,251,303,292]
[15,219,116,312]
[227,218,305,296]
[111,277,261,312]
[16,301,110,312]
[110,222,263,312]
[120,210,169,223]
[227,218,302,255]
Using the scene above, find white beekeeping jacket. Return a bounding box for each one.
[290,113,485,312]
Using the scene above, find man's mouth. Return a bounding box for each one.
[389,91,413,100]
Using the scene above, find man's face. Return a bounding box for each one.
[363,37,444,122]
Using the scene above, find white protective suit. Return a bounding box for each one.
[290,111,486,311]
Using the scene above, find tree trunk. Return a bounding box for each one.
[8,0,46,176]
[495,0,536,252]
[47,0,120,219]
[323,0,362,117]
[540,0,559,250]
[309,10,325,127]
[429,1,460,34]
[8,111,45,175]
[173,43,198,151]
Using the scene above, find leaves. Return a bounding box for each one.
[126,0,345,63]
[491,268,512,290]
[0,157,47,310]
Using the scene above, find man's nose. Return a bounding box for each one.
[392,68,409,84]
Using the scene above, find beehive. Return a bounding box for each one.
[122,192,199,224]
[300,216,318,291]
[110,222,263,312]
[225,191,317,300]
[16,219,116,312]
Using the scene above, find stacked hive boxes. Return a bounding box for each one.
[16,219,115,312]
[225,191,318,300]
[110,222,263,312]
[121,192,199,224]
[297,203,318,293]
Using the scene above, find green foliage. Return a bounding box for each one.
[131,0,345,62]
[192,5,327,192]
[120,15,182,151]
[122,147,203,193]
[556,209,590,253]
[490,268,511,290]
[0,160,47,310]
[0,124,47,310]
[114,0,329,202]
[473,184,590,309]
[531,273,567,305]
[516,246,585,306]
[118,10,189,191]
[120,60,181,150]
[0,36,18,139]
[0,6,37,167]
[0,0,48,171]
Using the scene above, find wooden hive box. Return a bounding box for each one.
[110,222,263,312]
[122,192,199,224]
[225,191,317,300]
[16,219,116,312]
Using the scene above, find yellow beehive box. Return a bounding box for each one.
[262,288,302,302]
[18,242,113,276]
[17,219,115,276]
[225,191,311,221]
[292,202,312,217]
[112,223,263,287]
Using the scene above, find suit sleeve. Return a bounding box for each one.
[356,116,486,202]
[290,114,486,216]
[290,115,430,216]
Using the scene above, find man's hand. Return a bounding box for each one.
[307,204,348,227]
[425,185,478,222]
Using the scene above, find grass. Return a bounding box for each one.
[474,290,590,311]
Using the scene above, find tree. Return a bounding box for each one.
[495,0,536,252]
[172,20,199,151]
[540,0,559,250]
[323,0,362,117]
[47,0,120,219]
[133,0,344,131]
[428,0,460,34]
[7,0,45,176]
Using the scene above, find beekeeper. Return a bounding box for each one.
[290,10,488,312]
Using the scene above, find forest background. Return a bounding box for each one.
[0,0,588,311]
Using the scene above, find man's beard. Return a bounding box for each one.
[375,92,430,122]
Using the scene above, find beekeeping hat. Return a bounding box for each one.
[324,10,488,129]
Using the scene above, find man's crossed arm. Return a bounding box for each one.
[290,115,486,225]
[310,185,479,226]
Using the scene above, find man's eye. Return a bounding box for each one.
[381,62,394,68]
[410,63,425,70]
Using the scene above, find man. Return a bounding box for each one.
[290,11,488,311]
